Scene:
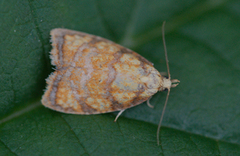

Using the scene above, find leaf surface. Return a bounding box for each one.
[0,0,240,155]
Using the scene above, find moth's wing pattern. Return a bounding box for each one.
[41,29,163,114]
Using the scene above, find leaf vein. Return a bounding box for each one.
[60,115,90,156]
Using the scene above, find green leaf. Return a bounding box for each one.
[1,0,240,155]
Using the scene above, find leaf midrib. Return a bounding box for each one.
[120,0,229,49]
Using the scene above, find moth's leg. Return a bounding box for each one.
[147,97,154,108]
[114,109,125,122]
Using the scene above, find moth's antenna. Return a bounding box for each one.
[162,21,170,79]
[157,21,171,145]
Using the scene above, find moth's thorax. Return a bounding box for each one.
[139,67,162,95]
[42,28,166,114]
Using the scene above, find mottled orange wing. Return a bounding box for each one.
[41,29,164,114]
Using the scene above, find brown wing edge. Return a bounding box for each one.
[50,28,153,67]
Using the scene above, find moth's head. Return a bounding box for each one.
[159,77,180,91]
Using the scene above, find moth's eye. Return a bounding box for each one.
[164,88,168,91]
[164,76,169,79]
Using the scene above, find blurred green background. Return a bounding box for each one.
[0,0,240,155]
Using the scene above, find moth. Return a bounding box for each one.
[41,22,179,144]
